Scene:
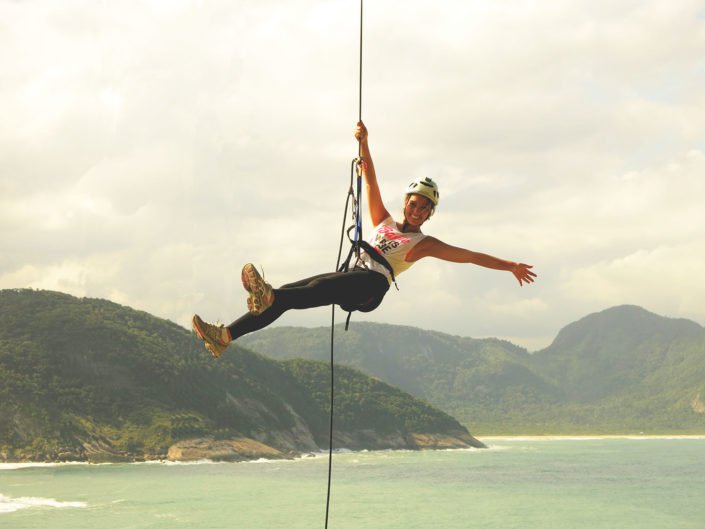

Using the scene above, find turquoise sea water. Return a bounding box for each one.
[1,438,704,529]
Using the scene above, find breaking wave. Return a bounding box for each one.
[0,493,87,514]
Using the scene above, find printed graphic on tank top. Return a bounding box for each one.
[359,216,426,281]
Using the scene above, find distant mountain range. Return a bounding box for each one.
[240,305,705,434]
[0,289,482,463]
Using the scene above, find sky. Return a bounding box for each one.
[1,0,704,351]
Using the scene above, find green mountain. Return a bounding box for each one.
[533,305,705,401]
[531,305,705,431]
[0,289,483,463]
[240,306,705,434]
[240,324,562,432]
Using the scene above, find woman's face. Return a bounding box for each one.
[403,194,434,227]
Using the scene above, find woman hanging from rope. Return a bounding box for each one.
[192,121,537,357]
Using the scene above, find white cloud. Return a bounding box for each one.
[1,0,704,349]
[563,239,705,317]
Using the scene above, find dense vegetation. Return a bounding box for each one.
[0,289,472,461]
[241,306,705,435]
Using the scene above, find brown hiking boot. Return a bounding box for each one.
[191,314,229,358]
[241,263,275,315]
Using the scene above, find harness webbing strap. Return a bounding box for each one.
[338,240,396,284]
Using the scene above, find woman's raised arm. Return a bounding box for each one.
[355,121,390,226]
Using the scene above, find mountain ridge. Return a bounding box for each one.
[240,305,705,434]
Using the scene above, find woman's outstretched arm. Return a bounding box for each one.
[408,237,537,287]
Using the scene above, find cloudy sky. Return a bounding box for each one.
[2,0,704,350]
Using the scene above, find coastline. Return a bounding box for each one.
[0,429,485,465]
[4,435,705,470]
[5,434,705,468]
[481,434,705,441]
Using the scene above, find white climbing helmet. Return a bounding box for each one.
[405,177,439,207]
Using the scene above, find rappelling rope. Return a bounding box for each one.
[325,2,363,528]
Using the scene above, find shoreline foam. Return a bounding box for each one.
[3,436,704,470]
[480,434,705,441]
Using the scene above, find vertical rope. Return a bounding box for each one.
[358,0,363,126]
[326,3,363,528]
[324,306,335,529]
[354,0,364,259]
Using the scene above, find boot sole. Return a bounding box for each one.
[241,264,271,315]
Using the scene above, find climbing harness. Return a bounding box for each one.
[336,162,397,323]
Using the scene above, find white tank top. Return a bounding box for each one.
[358,216,426,282]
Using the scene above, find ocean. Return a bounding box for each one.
[1,437,704,529]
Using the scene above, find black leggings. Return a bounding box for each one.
[226,268,390,339]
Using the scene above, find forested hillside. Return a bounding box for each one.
[0,289,483,462]
[241,306,705,434]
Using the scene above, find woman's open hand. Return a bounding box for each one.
[512,263,537,287]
